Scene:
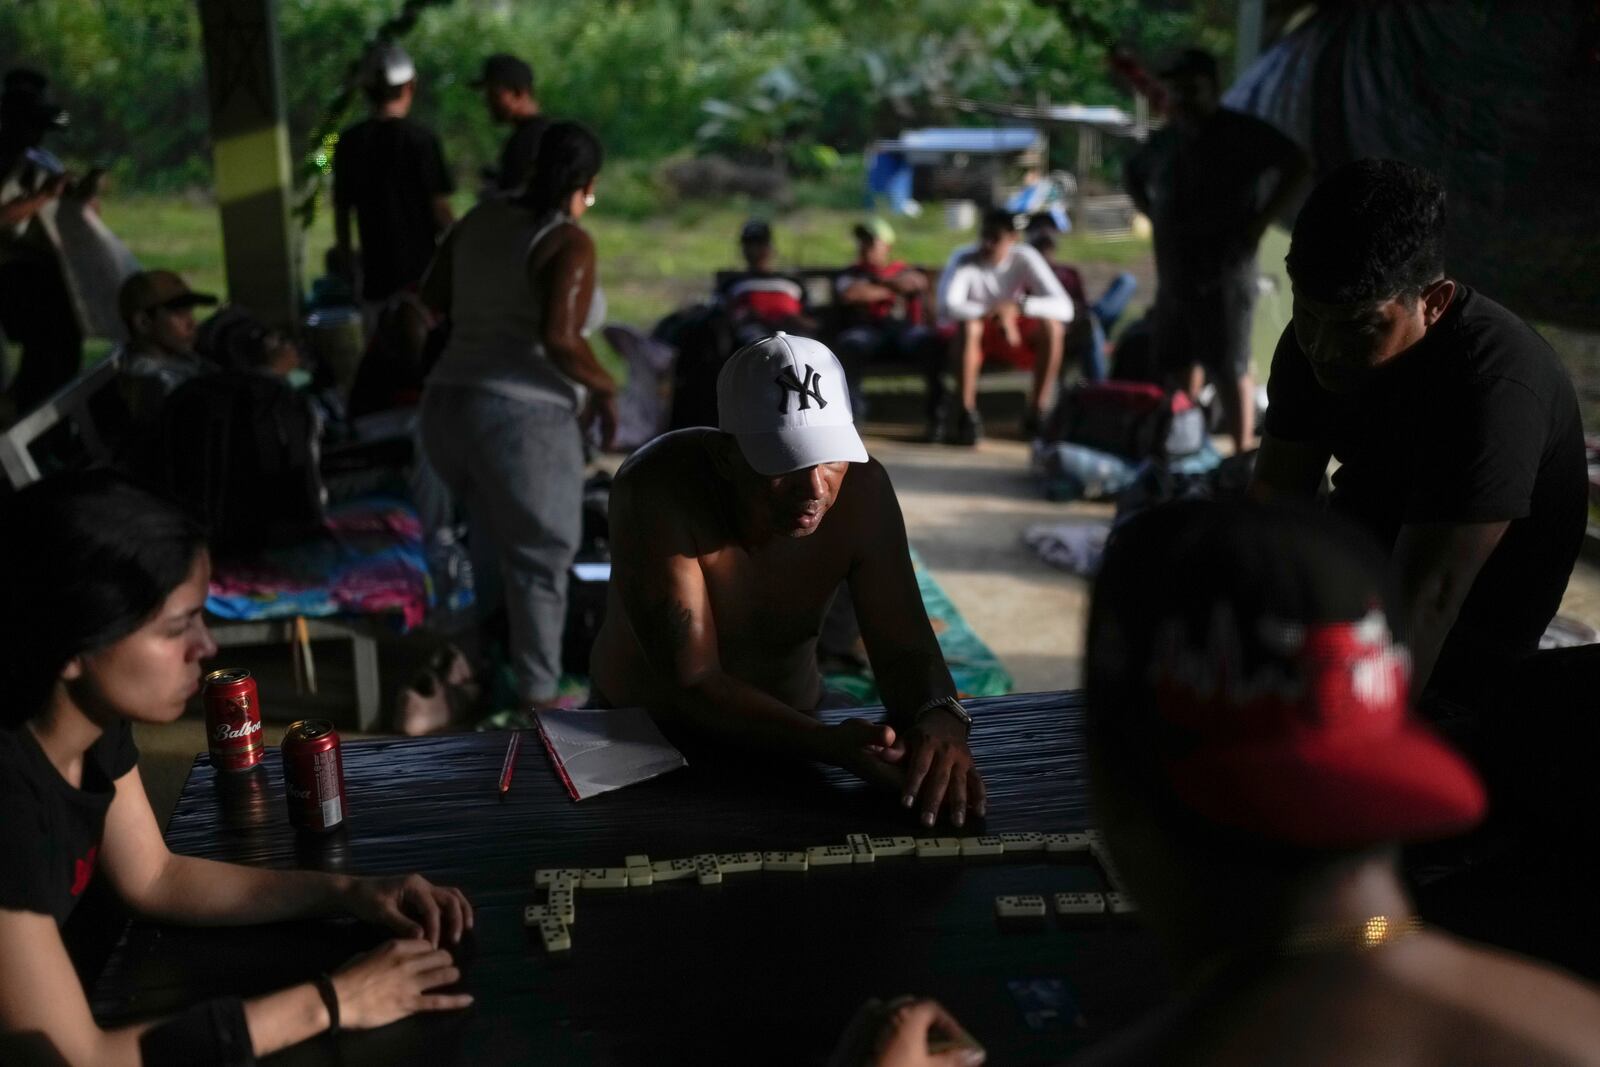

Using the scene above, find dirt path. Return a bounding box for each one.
[870,435,1099,692]
[875,433,1600,695]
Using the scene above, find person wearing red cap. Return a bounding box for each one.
[852,501,1600,1066]
[590,332,983,828]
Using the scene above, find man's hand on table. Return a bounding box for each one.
[830,996,986,1067]
[902,711,984,828]
[345,873,475,947]
[814,717,907,794]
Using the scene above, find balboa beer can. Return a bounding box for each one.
[282,719,347,833]
[202,668,265,772]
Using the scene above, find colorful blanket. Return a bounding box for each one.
[207,495,433,631]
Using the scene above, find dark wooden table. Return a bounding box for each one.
[91,692,1171,1065]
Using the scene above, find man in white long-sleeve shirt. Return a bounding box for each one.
[935,208,1074,444]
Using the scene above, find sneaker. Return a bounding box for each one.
[955,407,983,446]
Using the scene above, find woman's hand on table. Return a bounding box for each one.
[332,938,473,1030]
[345,873,474,947]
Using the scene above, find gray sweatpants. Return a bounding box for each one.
[420,385,584,702]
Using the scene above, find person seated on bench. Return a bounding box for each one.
[115,269,219,433]
[589,333,983,828]
[851,500,1600,1067]
[832,217,938,420]
[717,218,816,347]
[0,470,475,1066]
[1024,214,1116,384]
[935,207,1074,445]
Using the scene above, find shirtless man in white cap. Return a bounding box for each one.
[590,333,984,827]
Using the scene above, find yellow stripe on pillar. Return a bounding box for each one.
[211,123,292,206]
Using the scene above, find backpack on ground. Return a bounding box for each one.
[159,371,327,554]
[1043,379,1206,461]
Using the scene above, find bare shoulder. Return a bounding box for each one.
[613,430,719,511]
[526,217,594,272]
[1403,934,1600,1063]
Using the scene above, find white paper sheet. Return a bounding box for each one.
[533,706,686,800]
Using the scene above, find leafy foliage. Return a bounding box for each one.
[1,0,1229,192]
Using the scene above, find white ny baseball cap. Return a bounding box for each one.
[717,332,868,476]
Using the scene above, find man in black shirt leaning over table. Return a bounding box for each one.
[1250,159,1586,718]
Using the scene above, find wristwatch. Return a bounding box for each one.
[912,695,973,735]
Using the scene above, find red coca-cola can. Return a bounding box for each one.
[203,668,264,772]
[282,719,347,833]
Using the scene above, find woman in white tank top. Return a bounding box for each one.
[418,121,617,708]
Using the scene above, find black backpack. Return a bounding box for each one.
[160,371,327,554]
[656,302,735,430]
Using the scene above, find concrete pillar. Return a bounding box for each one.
[196,0,299,326]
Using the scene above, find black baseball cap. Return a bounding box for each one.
[1159,47,1220,85]
[740,219,773,244]
[1,68,68,130]
[471,53,534,92]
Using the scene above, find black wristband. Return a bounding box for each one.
[315,973,341,1037]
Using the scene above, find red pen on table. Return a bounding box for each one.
[498,731,521,797]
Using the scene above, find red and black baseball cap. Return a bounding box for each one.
[1086,499,1486,849]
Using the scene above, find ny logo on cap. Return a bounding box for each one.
[774,364,828,414]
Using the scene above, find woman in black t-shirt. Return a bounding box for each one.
[0,472,476,1066]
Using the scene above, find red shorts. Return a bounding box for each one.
[939,317,1042,370]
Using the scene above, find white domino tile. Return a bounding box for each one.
[1053,892,1106,916]
[716,851,765,874]
[995,894,1047,919]
[959,835,1005,857]
[694,854,723,885]
[915,837,961,858]
[581,867,629,889]
[998,832,1045,852]
[538,918,571,951]
[806,845,854,867]
[868,835,917,857]
[651,858,697,882]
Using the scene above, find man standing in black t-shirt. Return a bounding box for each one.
[1126,48,1309,453]
[333,43,455,330]
[1251,159,1586,714]
[471,53,549,196]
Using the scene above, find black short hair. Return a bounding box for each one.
[0,471,206,724]
[520,120,604,213]
[1286,159,1446,305]
[980,207,1019,238]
